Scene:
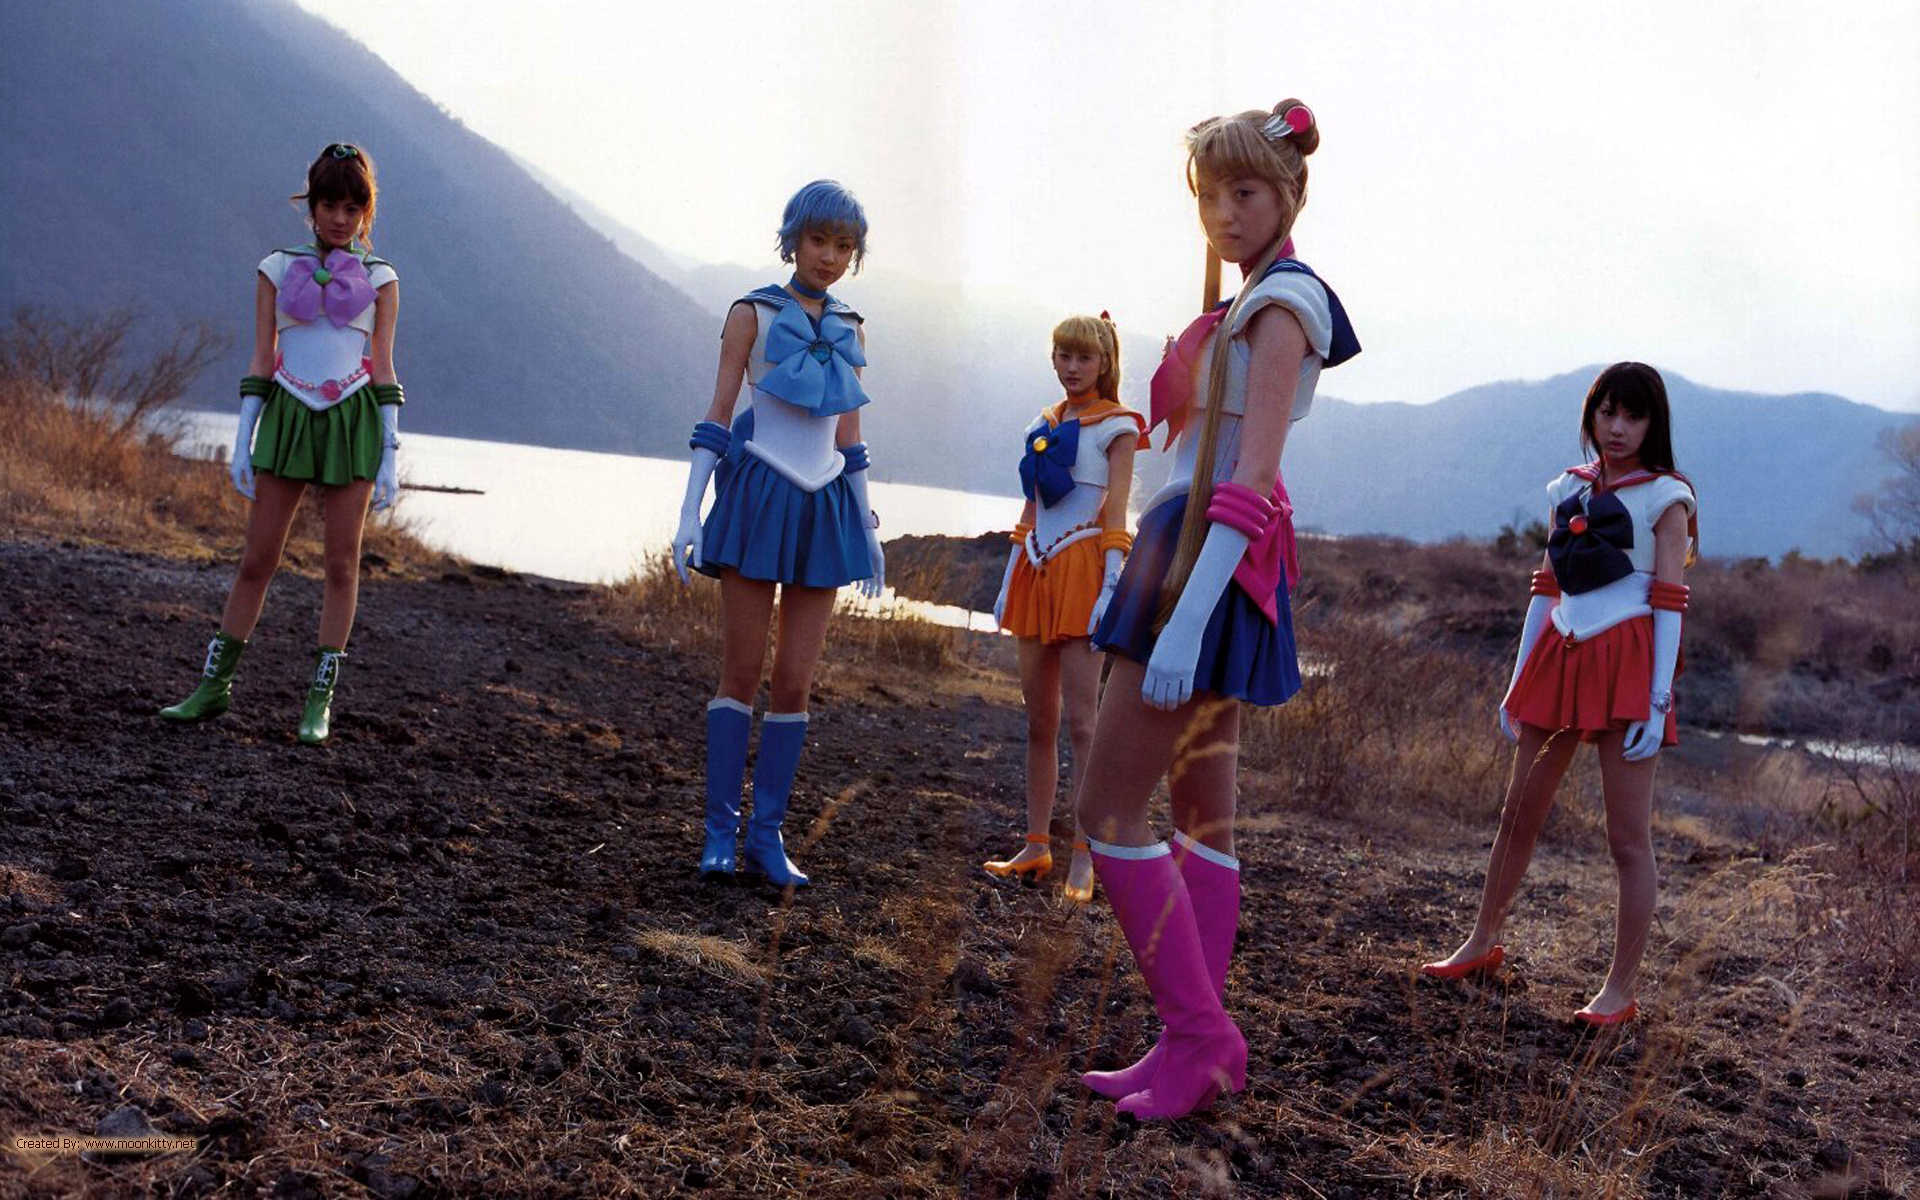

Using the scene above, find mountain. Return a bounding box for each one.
[1275,370,1911,559]
[0,0,712,456]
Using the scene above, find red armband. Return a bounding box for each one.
[1649,581,1690,612]
[1529,569,1561,598]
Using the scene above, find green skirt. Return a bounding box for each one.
[251,384,383,486]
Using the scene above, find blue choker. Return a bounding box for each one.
[787,274,828,300]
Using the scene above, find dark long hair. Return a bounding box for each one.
[1580,361,1676,476]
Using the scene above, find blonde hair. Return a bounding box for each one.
[1050,313,1123,403]
[1157,99,1319,629]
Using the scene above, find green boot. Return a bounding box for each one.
[159,631,247,722]
[298,647,348,745]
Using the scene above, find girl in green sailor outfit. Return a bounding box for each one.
[160,142,405,744]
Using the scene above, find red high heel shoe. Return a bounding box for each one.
[1420,944,1505,980]
[984,834,1052,881]
[1573,999,1638,1027]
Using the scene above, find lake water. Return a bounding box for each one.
[170,410,1020,629]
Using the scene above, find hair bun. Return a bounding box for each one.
[1266,99,1319,156]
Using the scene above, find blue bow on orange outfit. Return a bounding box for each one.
[756,297,869,417]
[1019,420,1081,507]
[1547,490,1634,594]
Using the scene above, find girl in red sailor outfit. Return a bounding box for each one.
[983,314,1146,903]
[1423,362,1697,1027]
[1074,100,1361,1121]
[159,143,404,745]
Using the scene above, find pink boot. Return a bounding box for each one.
[1086,840,1246,1121]
[1082,831,1239,1099]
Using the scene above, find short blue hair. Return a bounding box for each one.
[776,179,868,272]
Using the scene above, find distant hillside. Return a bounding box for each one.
[1275,370,1911,558]
[0,0,711,456]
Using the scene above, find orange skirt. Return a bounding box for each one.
[1502,615,1679,746]
[1001,537,1103,644]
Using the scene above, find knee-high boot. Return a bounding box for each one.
[1087,839,1245,1120]
[1082,831,1240,1099]
[699,698,753,876]
[741,711,810,888]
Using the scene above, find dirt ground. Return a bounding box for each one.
[2,534,1915,1198]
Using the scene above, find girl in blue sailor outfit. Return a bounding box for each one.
[160,143,406,745]
[1075,101,1360,1121]
[1424,362,1698,1028]
[673,180,886,889]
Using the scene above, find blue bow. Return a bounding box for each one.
[1547,490,1635,595]
[759,303,869,416]
[1019,419,1081,507]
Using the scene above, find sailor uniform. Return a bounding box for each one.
[251,244,400,486]
[1092,258,1359,704]
[696,285,875,588]
[1001,398,1147,644]
[1503,465,1697,744]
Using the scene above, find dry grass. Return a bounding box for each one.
[595,551,961,680]
[0,308,435,572]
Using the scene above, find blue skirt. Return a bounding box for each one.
[697,452,872,588]
[1092,492,1302,706]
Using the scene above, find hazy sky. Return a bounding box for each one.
[299,0,1919,411]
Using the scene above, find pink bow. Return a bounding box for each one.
[1236,477,1299,625]
[278,249,375,328]
[1146,238,1296,447]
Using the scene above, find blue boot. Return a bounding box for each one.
[700,698,752,878]
[742,711,810,888]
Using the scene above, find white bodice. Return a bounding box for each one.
[273,321,371,409]
[1544,470,1697,640]
[258,248,396,411]
[744,389,843,491]
[1023,410,1140,563]
[1144,271,1334,516]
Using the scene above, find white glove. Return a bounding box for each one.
[230,394,264,499]
[843,464,884,599]
[674,446,720,584]
[371,404,401,511]
[1142,521,1249,711]
[1087,547,1125,638]
[992,545,1020,629]
[1622,607,1682,761]
[1502,593,1555,741]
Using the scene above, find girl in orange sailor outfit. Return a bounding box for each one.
[1423,362,1698,1027]
[985,314,1147,903]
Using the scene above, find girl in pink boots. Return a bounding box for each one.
[1076,100,1359,1121]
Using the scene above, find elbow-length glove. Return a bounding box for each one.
[674,422,729,584]
[231,377,270,499]
[992,522,1030,629]
[1622,582,1688,761]
[1142,522,1248,711]
[372,403,401,511]
[1086,533,1131,638]
[841,442,884,599]
[1501,570,1559,741]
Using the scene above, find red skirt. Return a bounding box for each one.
[1502,616,1678,746]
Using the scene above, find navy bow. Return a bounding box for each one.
[1547,490,1635,594]
[1019,419,1081,507]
